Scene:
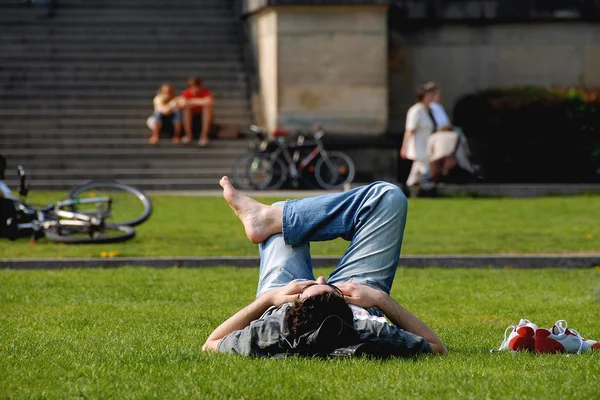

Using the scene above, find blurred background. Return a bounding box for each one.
[1,0,599,190]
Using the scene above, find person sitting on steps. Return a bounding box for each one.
[202,176,447,357]
[149,84,183,145]
[176,76,214,147]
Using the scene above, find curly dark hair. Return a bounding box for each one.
[285,292,353,338]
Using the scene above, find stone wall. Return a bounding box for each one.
[277,6,388,134]
[245,4,388,135]
[389,22,600,132]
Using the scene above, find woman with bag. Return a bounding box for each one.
[400,84,438,192]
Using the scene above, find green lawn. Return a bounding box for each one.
[1,267,599,399]
[1,192,599,258]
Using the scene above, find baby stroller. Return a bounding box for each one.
[426,125,480,184]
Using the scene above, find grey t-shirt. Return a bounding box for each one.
[217,303,432,357]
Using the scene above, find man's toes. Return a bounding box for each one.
[220,176,229,188]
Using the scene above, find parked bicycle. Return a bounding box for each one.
[0,165,152,244]
[233,125,355,190]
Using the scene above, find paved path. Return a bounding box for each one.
[2,254,600,269]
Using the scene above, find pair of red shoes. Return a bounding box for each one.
[498,319,600,354]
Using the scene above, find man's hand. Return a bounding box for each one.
[338,283,448,355]
[175,97,187,108]
[336,282,385,309]
[263,280,317,307]
[400,146,408,160]
[202,280,317,352]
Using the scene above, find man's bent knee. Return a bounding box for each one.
[368,182,407,222]
[370,182,407,208]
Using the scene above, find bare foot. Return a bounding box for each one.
[219,176,282,244]
[148,135,159,145]
[172,136,181,144]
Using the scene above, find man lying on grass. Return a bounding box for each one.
[202,177,447,357]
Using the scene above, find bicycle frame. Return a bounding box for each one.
[7,191,113,240]
[267,133,330,181]
[238,125,354,190]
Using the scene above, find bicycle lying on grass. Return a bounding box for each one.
[0,166,152,244]
[233,125,356,190]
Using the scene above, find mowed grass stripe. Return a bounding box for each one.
[1,267,599,399]
[1,193,599,258]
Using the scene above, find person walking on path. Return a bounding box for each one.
[400,85,439,193]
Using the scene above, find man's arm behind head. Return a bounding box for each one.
[336,282,447,355]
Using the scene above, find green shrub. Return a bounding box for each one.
[453,86,600,183]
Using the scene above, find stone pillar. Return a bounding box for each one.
[246,4,388,135]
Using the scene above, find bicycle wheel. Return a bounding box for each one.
[297,151,321,190]
[315,151,356,190]
[241,153,287,190]
[233,154,259,190]
[68,181,152,227]
[45,223,135,244]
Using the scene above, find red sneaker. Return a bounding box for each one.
[535,320,599,354]
[498,319,538,352]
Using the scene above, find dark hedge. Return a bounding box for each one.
[453,86,600,183]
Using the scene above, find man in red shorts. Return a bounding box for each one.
[176,76,214,146]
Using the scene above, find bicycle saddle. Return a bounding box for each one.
[272,129,289,137]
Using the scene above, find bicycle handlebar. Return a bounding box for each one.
[247,125,326,144]
[17,165,29,198]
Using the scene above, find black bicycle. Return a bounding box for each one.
[0,166,152,244]
[233,126,356,190]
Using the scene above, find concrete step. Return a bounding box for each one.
[0,66,244,77]
[0,42,243,54]
[0,0,232,6]
[2,147,250,159]
[1,81,247,92]
[0,132,250,146]
[0,83,247,91]
[0,112,239,122]
[4,156,246,170]
[1,90,248,100]
[0,130,150,139]
[0,129,251,141]
[6,168,235,181]
[0,14,234,23]
[0,107,250,118]
[1,136,251,147]
[1,18,236,27]
[0,8,233,17]
[1,98,250,109]
[0,117,251,129]
[54,0,231,5]
[2,52,242,62]
[0,61,244,72]
[0,129,252,138]
[2,177,228,191]
[0,138,251,150]
[0,0,233,10]
[2,22,239,32]
[0,136,251,146]
[1,75,246,85]
[0,69,246,80]
[0,33,239,43]
[0,76,247,86]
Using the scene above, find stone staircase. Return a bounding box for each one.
[0,0,252,190]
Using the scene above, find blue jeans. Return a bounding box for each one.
[153,110,182,124]
[256,182,407,298]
